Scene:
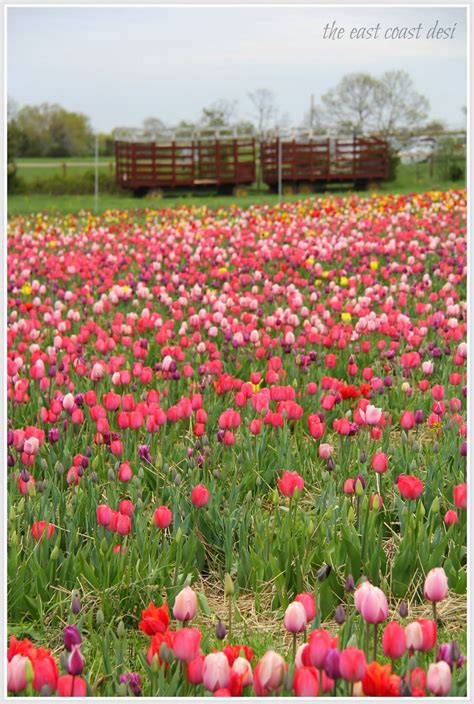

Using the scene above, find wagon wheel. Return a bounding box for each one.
[282,183,295,196]
[232,185,248,198]
[298,182,313,195]
[146,188,165,200]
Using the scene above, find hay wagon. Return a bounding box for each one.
[260,133,389,194]
[114,128,256,197]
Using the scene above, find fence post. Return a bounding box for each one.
[94,135,99,213]
[277,136,282,203]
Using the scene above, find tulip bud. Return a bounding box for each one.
[50,544,59,561]
[399,678,412,696]
[67,645,85,676]
[71,593,81,615]
[25,658,34,685]
[60,650,69,670]
[224,573,234,596]
[159,642,174,664]
[117,620,125,639]
[430,497,440,514]
[355,478,364,496]
[39,684,52,697]
[399,601,408,618]
[335,604,346,624]
[283,669,294,692]
[450,641,461,662]
[345,574,355,592]
[96,609,104,625]
[317,564,332,582]
[216,621,226,640]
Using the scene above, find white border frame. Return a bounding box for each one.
[1,2,471,702]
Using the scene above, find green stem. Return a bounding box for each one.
[318,668,323,697]
[348,681,354,697]
[365,621,371,660]
[228,595,233,641]
[292,632,297,663]
[373,622,378,661]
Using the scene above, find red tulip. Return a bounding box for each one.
[31,521,55,542]
[397,474,424,500]
[371,451,388,474]
[172,627,201,662]
[277,470,304,498]
[119,499,134,517]
[31,648,59,693]
[339,647,367,682]
[57,674,87,696]
[444,509,458,525]
[307,629,332,669]
[295,592,316,622]
[294,666,319,696]
[191,484,210,508]
[116,513,131,535]
[139,602,170,635]
[454,483,467,509]
[154,505,172,529]
[382,621,406,660]
[187,654,205,684]
[400,410,415,430]
[118,461,133,482]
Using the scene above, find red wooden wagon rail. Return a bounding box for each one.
[260,135,389,193]
[114,128,389,196]
[115,129,256,196]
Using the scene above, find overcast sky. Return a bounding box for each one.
[7,5,467,133]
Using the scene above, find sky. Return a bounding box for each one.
[7,5,468,133]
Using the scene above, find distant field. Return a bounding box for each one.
[8,158,466,217]
[16,157,115,182]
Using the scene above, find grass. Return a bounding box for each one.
[8,160,466,218]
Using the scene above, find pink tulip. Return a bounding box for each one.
[173,586,197,622]
[356,583,388,624]
[284,601,307,633]
[7,654,28,693]
[427,661,451,695]
[253,650,285,696]
[232,657,253,687]
[424,567,449,602]
[202,652,231,692]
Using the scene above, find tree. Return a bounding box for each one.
[13,103,94,157]
[199,99,238,130]
[248,88,277,137]
[320,73,380,135]
[374,70,429,137]
[142,117,167,135]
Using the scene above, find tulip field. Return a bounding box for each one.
[7,190,467,697]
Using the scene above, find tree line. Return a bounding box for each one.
[8,70,457,161]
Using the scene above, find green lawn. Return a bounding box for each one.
[16,157,115,182]
[8,160,466,218]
